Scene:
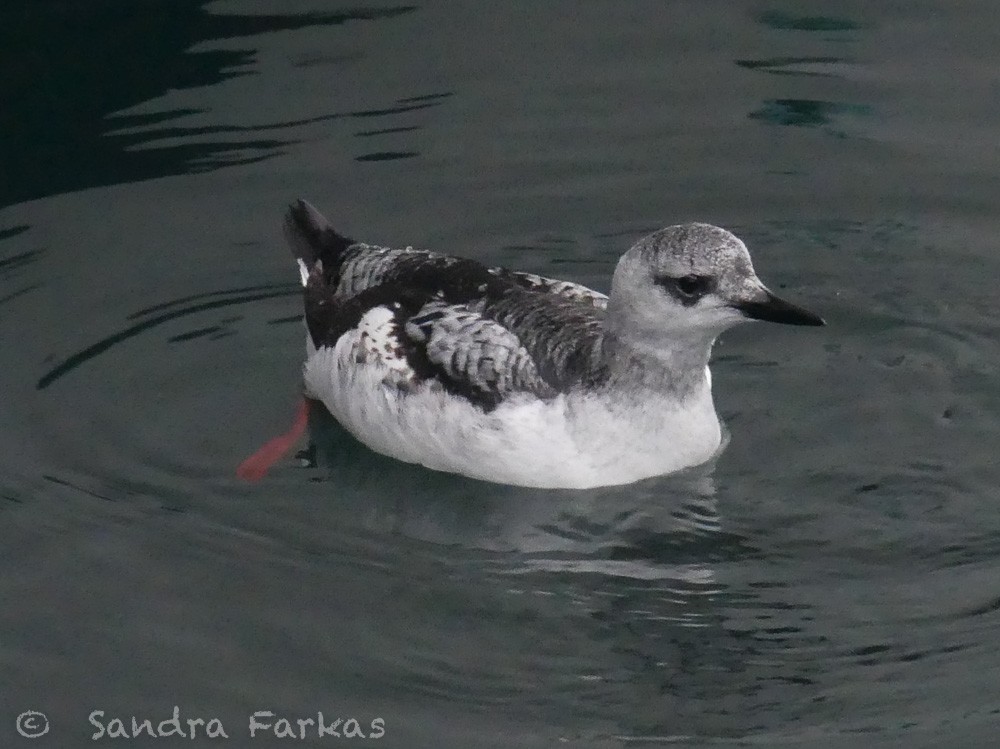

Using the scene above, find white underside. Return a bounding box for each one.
[302,322,723,489]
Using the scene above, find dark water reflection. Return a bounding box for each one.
[755,11,862,32]
[0,2,417,207]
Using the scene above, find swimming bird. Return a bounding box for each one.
[240,200,823,489]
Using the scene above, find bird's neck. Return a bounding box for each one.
[594,328,716,397]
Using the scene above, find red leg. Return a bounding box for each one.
[237,397,311,481]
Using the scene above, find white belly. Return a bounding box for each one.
[303,341,723,489]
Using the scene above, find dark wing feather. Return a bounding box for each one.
[477,289,606,388]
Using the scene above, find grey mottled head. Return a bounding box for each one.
[606,223,823,349]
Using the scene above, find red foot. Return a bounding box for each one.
[237,398,310,481]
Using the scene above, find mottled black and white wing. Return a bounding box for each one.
[287,198,609,409]
[404,300,558,410]
[507,271,608,310]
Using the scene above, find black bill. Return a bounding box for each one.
[736,291,825,326]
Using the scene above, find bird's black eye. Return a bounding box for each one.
[653,273,712,303]
[675,275,704,297]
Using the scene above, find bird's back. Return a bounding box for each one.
[284,200,610,407]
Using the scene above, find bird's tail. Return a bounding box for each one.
[283,199,355,287]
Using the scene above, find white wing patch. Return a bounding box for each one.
[346,305,414,384]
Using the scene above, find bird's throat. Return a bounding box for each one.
[598,331,715,397]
